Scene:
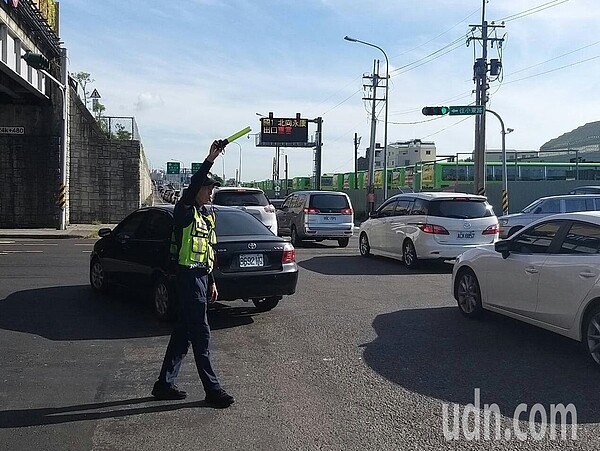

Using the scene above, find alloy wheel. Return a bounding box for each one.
[154,281,170,318]
[586,312,600,366]
[457,272,479,315]
[359,233,370,256]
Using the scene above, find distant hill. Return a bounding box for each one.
[540,121,600,151]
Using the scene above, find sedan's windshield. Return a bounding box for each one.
[521,199,542,213]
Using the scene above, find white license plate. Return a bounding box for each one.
[323,216,337,221]
[457,231,475,239]
[239,253,264,267]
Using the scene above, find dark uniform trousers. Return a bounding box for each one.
[157,266,221,393]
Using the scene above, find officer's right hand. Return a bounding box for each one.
[207,140,225,162]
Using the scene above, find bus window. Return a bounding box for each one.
[519,165,544,181]
[441,165,457,181]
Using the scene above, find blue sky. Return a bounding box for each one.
[60,0,600,182]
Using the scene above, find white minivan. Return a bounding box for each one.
[359,192,499,268]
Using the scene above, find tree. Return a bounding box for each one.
[73,72,94,108]
[114,123,132,140]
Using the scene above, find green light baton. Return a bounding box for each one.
[224,126,252,146]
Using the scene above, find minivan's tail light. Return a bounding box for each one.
[341,208,353,215]
[303,208,320,214]
[264,205,275,213]
[282,243,295,263]
[482,223,500,235]
[419,224,449,235]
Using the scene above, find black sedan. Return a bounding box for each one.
[89,205,298,319]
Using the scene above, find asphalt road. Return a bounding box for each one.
[0,237,598,450]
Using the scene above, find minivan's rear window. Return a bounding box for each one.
[309,194,349,213]
[428,199,493,219]
[213,191,269,207]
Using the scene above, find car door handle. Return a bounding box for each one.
[579,271,597,278]
[524,267,538,274]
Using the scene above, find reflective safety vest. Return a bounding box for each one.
[176,207,217,270]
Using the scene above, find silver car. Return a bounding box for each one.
[276,191,354,247]
[498,194,600,238]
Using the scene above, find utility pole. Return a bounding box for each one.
[354,133,361,189]
[285,154,289,196]
[314,117,323,190]
[468,0,504,195]
[363,59,383,212]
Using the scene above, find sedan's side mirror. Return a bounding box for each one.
[494,240,511,259]
[98,228,112,237]
[368,211,378,219]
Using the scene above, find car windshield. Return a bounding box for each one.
[428,199,493,219]
[215,210,271,236]
[213,190,269,207]
[521,199,542,213]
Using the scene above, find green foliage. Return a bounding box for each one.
[73,72,94,106]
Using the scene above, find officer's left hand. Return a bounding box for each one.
[209,283,218,303]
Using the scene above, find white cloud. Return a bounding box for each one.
[134,92,164,111]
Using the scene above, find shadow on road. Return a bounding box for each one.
[361,306,600,423]
[298,255,452,276]
[0,285,254,341]
[0,397,215,428]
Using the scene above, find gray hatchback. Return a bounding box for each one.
[276,191,354,247]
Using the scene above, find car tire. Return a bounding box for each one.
[507,226,523,237]
[291,226,301,247]
[359,233,371,257]
[253,296,281,312]
[583,305,600,369]
[338,237,349,248]
[455,268,484,318]
[402,240,419,269]
[90,257,109,293]
[152,276,176,321]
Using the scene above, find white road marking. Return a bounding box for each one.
[22,243,58,246]
[74,244,94,246]
[0,241,16,244]
[0,250,44,254]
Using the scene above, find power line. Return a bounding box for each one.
[503,54,600,85]
[493,0,570,23]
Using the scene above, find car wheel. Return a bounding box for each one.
[402,240,419,269]
[253,296,281,312]
[152,276,175,321]
[291,226,301,247]
[90,258,109,293]
[455,269,483,318]
[583,306,600,369]
[359,233,371,257]
[337,237,349,248]
[507,226,523,237]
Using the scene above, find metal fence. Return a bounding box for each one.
[97,116,140,141]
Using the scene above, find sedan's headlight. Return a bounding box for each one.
[499,219,509,226]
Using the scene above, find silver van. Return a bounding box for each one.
[498,194,600,238]
[276,191,354,247]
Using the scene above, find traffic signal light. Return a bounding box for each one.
[422,106,449,116]
[21,52,50,71]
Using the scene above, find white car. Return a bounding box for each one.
[498,194,600,238]
[212,187,277,235]
[452,211,600,368]
[359,192,498,268]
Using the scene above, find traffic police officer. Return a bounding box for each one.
[152,140,234,408]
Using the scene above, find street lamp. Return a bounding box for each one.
[344,35,390,201]
[486,109,512,215]
[22,50,68,230]
[229,141,242,186]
